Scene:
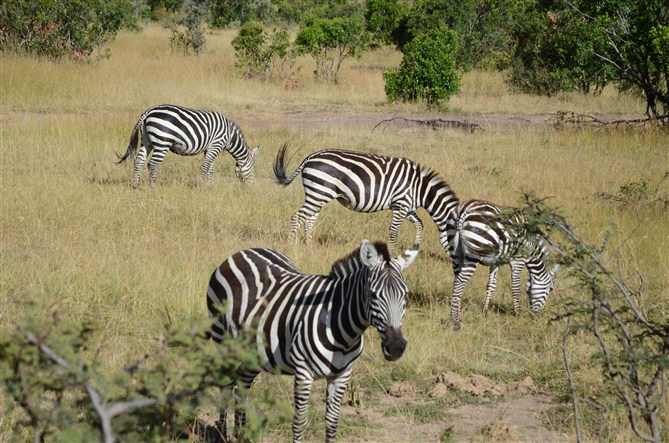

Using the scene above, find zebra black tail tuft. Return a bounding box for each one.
[116,122,141,164]
[273,142,295,186]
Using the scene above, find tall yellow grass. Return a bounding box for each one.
[1,26,667,442]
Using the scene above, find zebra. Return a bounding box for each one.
[273,144,459,252]
[447,199,559,330]
[206,239,419,442]
[117,104,260,187]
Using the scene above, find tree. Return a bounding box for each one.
[165,0,209,55]
[232,22,295,81]
[364,0,409,47]
[0,0,141,60]
[294,16,369,83]
[383,26,460,105]
[388,0,526,70]
[509,0,669,119]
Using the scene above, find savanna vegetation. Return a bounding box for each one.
[1,5,668,443]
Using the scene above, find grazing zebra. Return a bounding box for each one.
[273,145,459,252]
[448,199,559,330]
[117,104,260,187]
[207,240,419,442]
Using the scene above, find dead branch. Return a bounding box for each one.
[373,116,482,133]
[550,111,669,129]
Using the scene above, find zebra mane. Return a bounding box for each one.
[330,241,391,278]
[419,166,452,189]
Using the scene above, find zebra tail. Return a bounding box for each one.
[273,142,306,186]
[116,119,141,164]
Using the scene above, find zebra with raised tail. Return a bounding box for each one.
[448,199,559,330]
[273,144,459,252]
[207,240,419,442]
[117,104,260,187]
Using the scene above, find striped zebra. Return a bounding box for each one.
[448,199,559,330]
[117,104,260,187]
[273,145,459,252]
[207,240,419,442]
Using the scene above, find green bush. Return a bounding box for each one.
[294,16,369,83]
[0,298,288,442]
[383,26,460,106]
[232,22,295,81]
[364,0,409,47]
[0,0,141,60]
[165,0,208,55]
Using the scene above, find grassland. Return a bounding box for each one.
[1,25,667,442]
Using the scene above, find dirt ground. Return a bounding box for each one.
[339,373,571,442]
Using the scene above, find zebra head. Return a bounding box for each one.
[526,263,560,312]
[359,240,419,361]
[235,146,260,184]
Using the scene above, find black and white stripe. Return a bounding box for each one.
[273,145,459,252]
[117,104,259,187]
[447,199,559,330]
[207,240,419,442]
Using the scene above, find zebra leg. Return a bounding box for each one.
[324,369,352,442]
[388,207,409,252]
[289,205,322,244]
[406,212,424,249]
[292,373,315,443]
[131,145,149,187]
[146,149,166,186]
[200,149,218,187]
[482,266,499,315]
[510,261,523,316]
[233,370,259,443]
[451,264,476,330]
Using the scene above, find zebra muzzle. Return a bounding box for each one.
[381,327,407,361]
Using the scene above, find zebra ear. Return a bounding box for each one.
[396,243,420,270]
[359,240,382,268]
[251,146,260,157]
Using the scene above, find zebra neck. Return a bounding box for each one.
[328,267,371,347]
[418,172,459,232]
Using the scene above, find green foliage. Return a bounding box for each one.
[294,16,369,83]
[165,0,209,55]
[383,26,460,105]
[275,0,363,24]
[210,0,277,28]
[0,297,288,442]
[389,0,526,70]
[0,0,142,60]
[509,0,669,119]
[512,195,669,443]
[232,22,295,81]
[364,0,409,47]
[508,2,614,96]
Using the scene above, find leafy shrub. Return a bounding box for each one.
[0,297,288,442]
[383,26,460,105]
[294,16,369,83]
[364,0,409,47]
[0,0,141,60]
[232,22,295,81]
[210,0,277,28]
[165,0,208,55]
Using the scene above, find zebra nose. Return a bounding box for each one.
[382,327,407,361]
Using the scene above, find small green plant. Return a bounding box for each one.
[294,16,369,83]
[232,22,295,81]
[384,26,460,106]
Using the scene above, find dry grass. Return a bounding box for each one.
[1,25,667,442]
